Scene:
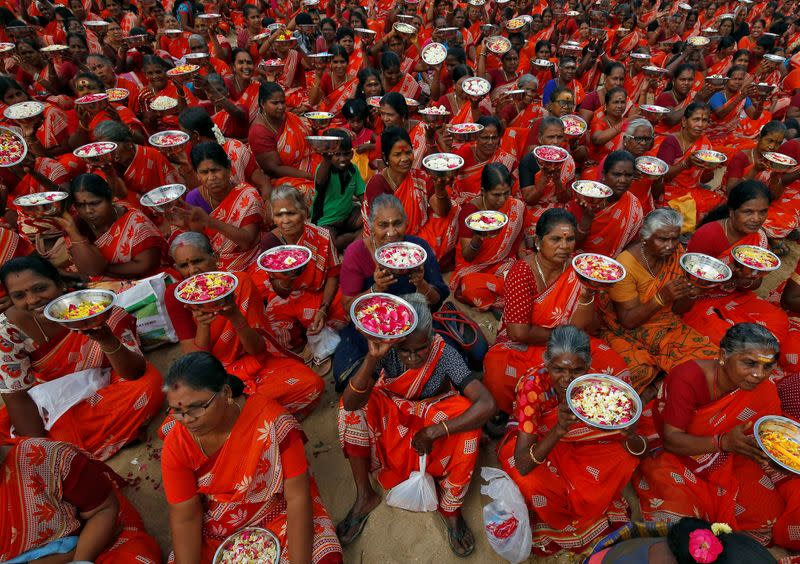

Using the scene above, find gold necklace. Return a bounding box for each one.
[533,254,564,288]
[262,111,280,134]
[31,314,50,343]
[191,400,241,457]
[384,169,400,190]
[640,245,659,278]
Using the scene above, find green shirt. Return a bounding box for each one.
[312,164,365,226]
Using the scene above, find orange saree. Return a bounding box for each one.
[274,111,321,205]
[207,183,264,271]
[337,336,481,515]
[636,377,793,545]
[498,366,637,555]
[450,197,525,310]
[0,308,163,460]
[163,271,323,426]
[452,145,518,205]
[91,207,168,278]
[483,264,630,413]
[161,392,343,563]
[601,249,719,391]
[0,438,161,564]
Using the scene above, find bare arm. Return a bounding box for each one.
[3,390,46,437]
[72,492,120,561]
[169,496,204,564]
[284,472,314,564]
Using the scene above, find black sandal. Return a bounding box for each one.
[336,508,371,546]
[438,513,475,558]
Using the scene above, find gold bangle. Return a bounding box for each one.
[101,340,124,355]
[625,435,648,456]
[577,295,595,306]
[348,379,370,394]
[529,443,545,465]
[441,420,450,437]
[653,292,665,307]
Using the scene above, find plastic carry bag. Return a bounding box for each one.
[307,325,340,360]
[480,467,532,563]
[115,273,178,350]
[385,454,438,512]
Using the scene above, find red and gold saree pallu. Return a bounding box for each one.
[273,112,321,207]
[337,336,481,515]
[361,169,460,261]
[521,154,577,232]
[0,309,163,460]
[707,98,770,157]
[451,149,518,205]
[636,380,790,544]
[682,230,791,347]
[92,208,168,279]
[347,45,366,75]
[213,81,260,134]
[0,439,161,563]
[587,113,626,164]
[599,251,719,392]
[450,198,525,311]
[208,183,264,271]
[580,192,643,257]
[483,268,630,413]
[410,122,428,169]
[225,139,259,185]
[321,77,358,126]
[507,104,545,130]
[164,394,342,563]
[498,415,636,555]
[662,135,725,225]
[387,73,421,101]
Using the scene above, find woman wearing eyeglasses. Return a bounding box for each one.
[620,119,663,213]
[161,352,343,564]
[541,56,585,107]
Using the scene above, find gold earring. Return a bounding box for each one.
[227,397,234,405]
[719,360,724,366]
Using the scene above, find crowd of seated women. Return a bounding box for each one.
[3,0,800,561]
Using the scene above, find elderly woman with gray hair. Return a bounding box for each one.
[621,118,663,213]
[337,293,496,556]
[498,325,645,556]
[162,230,324,426]
[497,74,544,128]
[635,323,800,551]
[600,208,717,397]
[333,194,450,387]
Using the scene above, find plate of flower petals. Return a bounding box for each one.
[106,87,129,102]
[351,293,417,339]
[75,93,109,105]
[693,149,727,164]
[567,374,642,430]
[149,130,190,149]
[533,145,568,164]
[448,122,484,137]
[0,127,26,167]
[639,104,670,114]
[175,271,238,311]
[680,253,732,285]
[0,42,15,53]
[687,36,710,46]
[635,156,668,177]
[375,241,427,273]
[465,210,508,233]
[214,527,280,564]
[73,141,117,159]
[421,42,447,65]
[40,44,69,52]
[763,152,797,170]
[3,101,45,121]
[461,77,491,97]
[561,114,587,136]
[485,35,511,54]
[572,180,612,199]
[731,245,781,272]
[422,152,464,175]
[257,245,312,275]
[167,64,199,76]
[755,416,800,475]
[150,96,178,111]
[572,253,626,284]
[44,289,116,330]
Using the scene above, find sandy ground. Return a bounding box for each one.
[101,241,799,564]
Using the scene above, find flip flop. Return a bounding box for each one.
[336,509,370,546]
[438,513,475,558]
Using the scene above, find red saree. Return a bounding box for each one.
[208,183,264,271]
[213,80,260,135]
[161,392,343,563]
[91,207,168,278]
[252,224,346,349]
[452,145,518,205]
[483,265,630,413]
[164,271,323,423]
[498,366,637,555]
[102,145,181,209]
[0,438,161,563]
[707,95,769,156]
[636,377,794,545]
[321,76,359,118]
[575,191,644,257]
[450,197,525,310]
[274,112,321,205]
[337,336,481,515]
[0,308,163,460]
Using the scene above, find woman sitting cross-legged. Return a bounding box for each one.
[161,352,343,563]
[336,294,496,556]
[499,325,645,557]
[163,232,324,427]
[635,323,800,550]
[0,438,162,564]
[0,256,163,460]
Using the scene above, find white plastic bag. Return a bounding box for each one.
[28,368,110,430]
[480,467,532,563]
[307,326,340,360]
[115,273,178,350]
[385,454,438,512]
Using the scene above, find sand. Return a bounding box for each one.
[17,241,800,563]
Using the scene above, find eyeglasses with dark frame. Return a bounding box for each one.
[167,392,218,420]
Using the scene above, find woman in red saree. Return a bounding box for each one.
[163,232,324,422]
[175,142,263,271]
[482,209,630,414]
[657,102,724,230]
[452,163,525,311]
[587,87,629,165]
[380,51,422,101]
[253,186,346,351]
[707,65,769,156]
[451,116,518,205]
[337,295,496,555]
[499,326,643,556]
[56,174,168,282]
[161,352,343,563]
[635,323,800,549]
[654,64,716,137]
[309,45,359,125]
[134,55,199,133]
[0,438,161,563]
[570,150,644,257]
[0,256,163,460]
[683,181,793,353]
[431,65,490,125]
[210,48,260,138]
[363,126,459,261]
[498,75,545,129]
[248,82,319,205]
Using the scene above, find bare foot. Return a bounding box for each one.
[443,513,475,557]
[336,489,381,545]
